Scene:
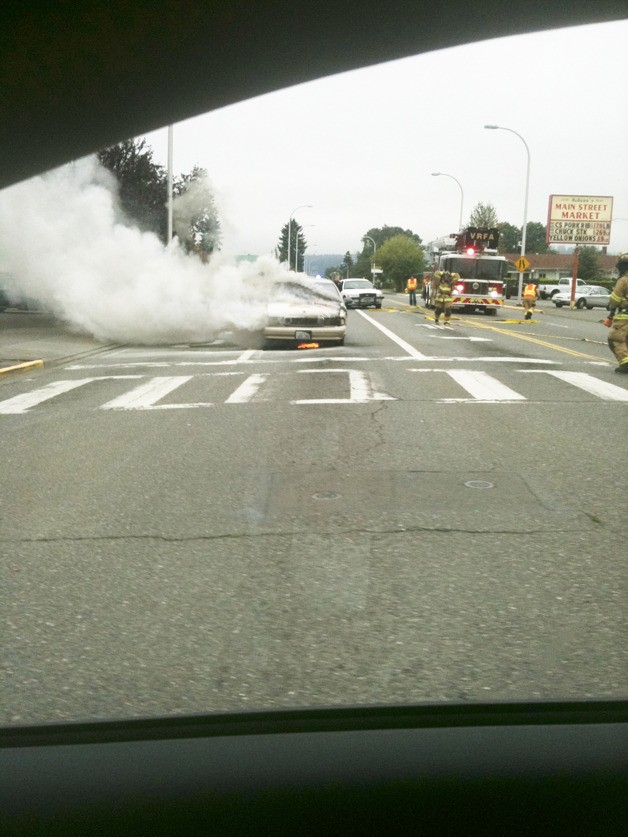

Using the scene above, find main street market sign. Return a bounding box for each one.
[547,194,613,245]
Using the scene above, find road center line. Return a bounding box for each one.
[356,309,427,359]
[463,320,603,361]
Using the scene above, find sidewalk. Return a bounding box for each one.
[0,311,112,377]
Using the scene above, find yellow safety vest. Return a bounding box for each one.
[523,284,537,299]
[407,277,417,290]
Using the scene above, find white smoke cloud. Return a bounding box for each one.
[0,157,301,344]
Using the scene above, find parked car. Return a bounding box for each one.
[263,280,347,346]
[537,277,587,299]
[552,285,611,309]
[340,278,384,308]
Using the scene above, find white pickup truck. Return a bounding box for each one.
[537,277,587,300]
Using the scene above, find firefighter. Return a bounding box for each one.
[422,275,431,303]
[606,252,628,374]
[406,275,418,305]
[522,281,537,320]
[434,271,454,325]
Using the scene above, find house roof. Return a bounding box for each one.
[503,253,618,271]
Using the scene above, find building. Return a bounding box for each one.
[503,252,619,283]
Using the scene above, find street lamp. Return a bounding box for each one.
[288,204,313,270]
[304,244,318,275]
[295,224,315,274]
[484,125,530,303]
[363,235,377,255]
[431,172,464,232]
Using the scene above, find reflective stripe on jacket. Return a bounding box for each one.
[435,282,453,304]
[407,278,418,290]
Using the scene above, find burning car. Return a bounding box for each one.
[263,280,347,347]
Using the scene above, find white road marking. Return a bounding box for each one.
[101,376,195,410]
[292,369,394,404]
[411,369,526,402]
[356,309,427,359]
[407,357,556,364]
[0,376,141,414]
[225,373,268,403]
[523,370,628,402]
[422,335,493,342]
[66,354,558,370]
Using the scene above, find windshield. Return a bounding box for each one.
[344,280,373,289]
[443,258,507,281]
[1,19,627,729]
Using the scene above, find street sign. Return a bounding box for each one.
[371,268,383,274]
[514,257,530,272]
[546,195,613,245]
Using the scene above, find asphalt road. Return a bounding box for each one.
[1,299,626,725]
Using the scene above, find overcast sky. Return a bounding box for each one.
[142,19,628,258]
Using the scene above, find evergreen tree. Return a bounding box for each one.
[276,219,307,270]
[173,166,221,257]
[97,138,168,241]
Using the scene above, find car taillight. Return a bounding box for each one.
[456,283,464,292]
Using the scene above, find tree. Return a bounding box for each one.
[468,202,498,228]
[172,166,221,257]
[577,246,601,282]
[372,235,424,292]
[524,221,550,254]
[97,138,168,241]
[497,222,520,253]
[353,226,422,279]
[275,219,307,271]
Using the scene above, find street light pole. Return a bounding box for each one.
[484,126,530,304]
[295,224,315,274]
[431,172,464,232]
[167,125,174,242]
[287,204,313,270]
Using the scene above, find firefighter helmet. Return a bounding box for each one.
[450,273,460,280]
[617,253,628,275]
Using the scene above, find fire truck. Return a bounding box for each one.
[426,227,507,315]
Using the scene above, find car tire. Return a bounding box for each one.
[484,307,497,316]
[554,302,563,308]
[375,302,382,309]
[576,298,586,309]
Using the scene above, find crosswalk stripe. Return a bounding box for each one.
[101,376,193,410]
[530,370,628,402]
[0,376,141,414]
[444,370,526,401]
[225,373,268,403]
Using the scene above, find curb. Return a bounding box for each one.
[0,359,44,378]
